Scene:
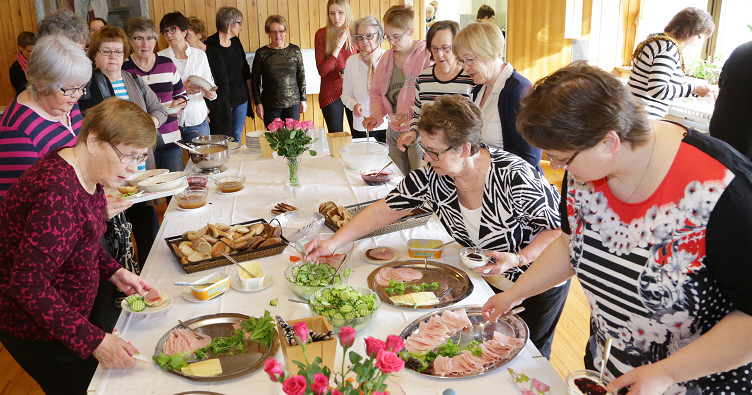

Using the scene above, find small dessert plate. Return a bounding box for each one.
[359,247,400,265]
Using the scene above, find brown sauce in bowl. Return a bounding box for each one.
[197,146,226,154]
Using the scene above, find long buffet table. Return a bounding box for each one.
[87,148,567,394]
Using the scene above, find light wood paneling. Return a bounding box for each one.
[0,0,37,107]
[507,0,572,84]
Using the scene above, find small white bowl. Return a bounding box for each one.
[137,171,185,192]
[459,247,490,269]
[125,169,169,186]
[237,261,265,290]
[188,75,217,91]
[164,106,181,116]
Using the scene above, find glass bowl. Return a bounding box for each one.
[285,261,352,300]
[308,284,380,331]
[175,186,208,209]
[360,168,393,185]
[340,142,389,171]
[459,247,491,269]
[213,175,246,193]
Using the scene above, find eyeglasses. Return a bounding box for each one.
[269,29,286,35]
[110,143,148,164]
[547,151,580,170]
[132,36,157,44]
[59,83,87,96]
[98,48,125,57]
[385,29,409,43]
[430,45,453,54]
[457,57,477,67]
[161,26,178,36]
[355,33,378,41]
[235,20,243,25]
[418,142,454,161]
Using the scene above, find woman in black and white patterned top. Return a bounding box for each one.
[628,7,716,120]
[305,95,568,358]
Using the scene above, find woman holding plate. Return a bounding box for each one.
[305,95,568,358]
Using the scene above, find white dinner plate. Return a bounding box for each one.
[181,288,227,303]
[359,247,401,265]
[121,294,173,314]
[230,275,274,293]
[188,75,217,91]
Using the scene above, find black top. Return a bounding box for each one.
[709,40,752,159]
[9,61,26,96]
[251,44,306,108]
[205,33,252,110]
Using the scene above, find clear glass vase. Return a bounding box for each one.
[286,155,302,187]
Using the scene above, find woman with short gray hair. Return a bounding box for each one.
[0,35,91,200]
[342,15,387,142]
[205,6,253,142]
[36,9,90,47]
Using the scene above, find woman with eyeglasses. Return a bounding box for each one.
[363,5,433,176]
[629,7,716,120]
[251,15,307,128]
[485,62,752,394]
[454,21,541,172]
[122,17,188,173]
[0,35,90,200]
[342,15,387,142]
[0,98,159,395]
[315,0,357,134]
[305,95,567,358]
[157,12,218,143]
[204,7,254,141]
[399,21,474,151]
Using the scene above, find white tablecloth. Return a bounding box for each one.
[87,148,566,394]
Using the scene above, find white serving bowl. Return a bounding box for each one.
[237,261,265,290]
[459,247,491,269]
[125,169,169,186]
[137,171,185,192]
[339,142,389,171]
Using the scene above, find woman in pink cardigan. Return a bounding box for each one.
[363,5,432,176]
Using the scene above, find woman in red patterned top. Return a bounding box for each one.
[315,0,358,133]
[0,98,158,395]
[483,62,752,394]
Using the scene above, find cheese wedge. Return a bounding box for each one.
[389,292,440,306]
[181,358,223,377]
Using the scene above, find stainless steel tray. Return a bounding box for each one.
[366,260,474,309]
[153,313,279,382]
[399,305,528,378]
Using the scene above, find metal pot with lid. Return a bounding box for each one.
[191,135,235,147]
[188,143,229,174]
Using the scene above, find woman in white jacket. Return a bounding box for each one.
[341,15,388,142]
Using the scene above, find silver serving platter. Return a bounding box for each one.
[154,313,279,382]
[367,260,474,309]
[399,305,528,378]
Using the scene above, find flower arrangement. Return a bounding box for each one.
[264,118,318,158]
[265,323,405,395]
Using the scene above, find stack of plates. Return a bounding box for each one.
[245,130,265,151]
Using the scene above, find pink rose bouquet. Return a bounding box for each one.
[264,117,318,158]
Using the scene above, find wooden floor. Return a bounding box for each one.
[0,160,589,394]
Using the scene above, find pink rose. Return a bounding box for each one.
[264,358,284,382]
[282,375,307,395]
[364,336,386,357]
[285,118,301,130]
[338,326,355,348]
[269,118,285,132]
[301,120,315,130]
[292,321,308,344]
[385,334,404,353]
[310,372,329,395]
[375,350,404,374]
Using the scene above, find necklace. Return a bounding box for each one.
[624,131,656,202]
[456,162,482,192]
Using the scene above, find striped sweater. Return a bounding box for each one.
[410,66,475,134]
[122,55,186,144]
[0,98,82,200]
[628,37,694,119]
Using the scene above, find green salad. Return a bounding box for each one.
[310,284,378,321]
[288,261,353,287]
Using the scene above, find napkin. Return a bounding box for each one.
[507,367,551,395]
[113,328,149,362]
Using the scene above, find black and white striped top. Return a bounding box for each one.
[385,147,560,284]
[409,66,475,134]
[628,37,694,119]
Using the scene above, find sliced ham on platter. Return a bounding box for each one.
[162,328,212,355]
[374,266,423,287]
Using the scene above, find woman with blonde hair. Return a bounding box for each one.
[363,5,433,176]
[315,0,357,133]
[454,21,541,171]
[251,15,307,128]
